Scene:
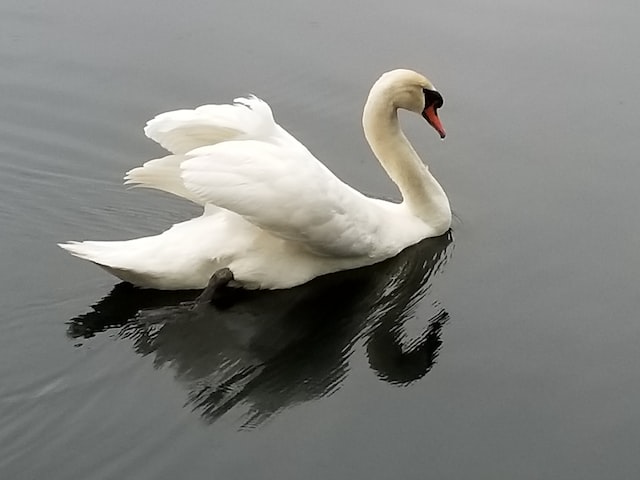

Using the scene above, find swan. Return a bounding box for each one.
[59,69,451,291]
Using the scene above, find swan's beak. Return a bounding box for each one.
[422,105,446,139]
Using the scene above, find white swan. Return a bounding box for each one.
[59,69,451,290]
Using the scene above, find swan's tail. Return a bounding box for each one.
[58,240,126,265]
[58,240,157,287]
[58,213,234,290]
[58,238,218,290]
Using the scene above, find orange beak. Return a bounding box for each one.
[422,105,446,139]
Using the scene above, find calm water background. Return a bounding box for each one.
[2,0,639,478]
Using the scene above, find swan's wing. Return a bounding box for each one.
[124,154,205,204]
[180,141,380,257]
[127,96,307,205]
[144,96,296,154]
[131,96,381,256]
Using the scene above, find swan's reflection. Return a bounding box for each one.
[68,233,453,427]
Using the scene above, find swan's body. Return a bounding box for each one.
[59,69,451,290]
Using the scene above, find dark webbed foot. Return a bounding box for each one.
[194,268,244,309]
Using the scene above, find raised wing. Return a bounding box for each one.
[128,96,383,256]
[144,96,291,154]
[127,96,306,204]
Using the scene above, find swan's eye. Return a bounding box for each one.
[423,88,444,110]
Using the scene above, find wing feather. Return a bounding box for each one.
[124,154,204,204]
[144,96,281,154]
[180,141,380,257]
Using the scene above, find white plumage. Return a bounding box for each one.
[59,69,452,290]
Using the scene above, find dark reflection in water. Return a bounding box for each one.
[68,233,453,427]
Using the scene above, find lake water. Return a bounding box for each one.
[2,1,639,478]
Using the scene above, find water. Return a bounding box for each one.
[1,1,639,478]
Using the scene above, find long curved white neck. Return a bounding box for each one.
[362,88,451,229]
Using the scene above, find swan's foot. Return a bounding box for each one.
[194,268,244,309]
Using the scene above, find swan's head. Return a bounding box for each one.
[372,69,446,139]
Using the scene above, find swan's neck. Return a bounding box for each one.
[363,91,451,230]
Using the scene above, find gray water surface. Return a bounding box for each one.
[2,1,640,479]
